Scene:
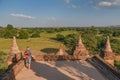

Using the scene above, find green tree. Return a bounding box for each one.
[6,24,14,30]
[31,32,40,38]
[114,60,120,69]
[0,51,7,75]
[18,30,29,39]
[111,38,120,54]
[112,31,120,37]
[3,24,17,38]
[0,28,5,38]
[56,34,64,42]
[64,34,78,51]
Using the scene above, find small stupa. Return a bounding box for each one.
[73,37,89,60]
[101,36,115,66]
[57,44,68,56]
[73,36,89,57]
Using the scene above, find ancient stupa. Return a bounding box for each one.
[101,36,115,66]
[73,36,89,58]
[7,36,21,66]
[57,44,68,56]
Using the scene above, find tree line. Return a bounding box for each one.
[55,26,120,55]
[0,24,120,55]
[0,24,120,72]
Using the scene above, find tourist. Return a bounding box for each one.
[24,46,32,69]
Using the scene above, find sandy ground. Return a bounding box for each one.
[16,61,108,80]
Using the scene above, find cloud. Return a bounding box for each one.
[98,1,112,7]
[68,4,80,9]
[69,4,80,8]
[64,0,70,3]
[47,17,56,21]
[10,13,35,19]
[97,0,120,7]
[71,4,77,8]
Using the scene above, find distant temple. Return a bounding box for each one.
[73,37,89,58]
[100,36,115,66]
[57,45,68,56]
[7,36,21,66]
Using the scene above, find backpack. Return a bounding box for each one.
[24,50,31,58]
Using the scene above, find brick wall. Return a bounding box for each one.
[35,55,87,61]
[0,60,24,80]
[93,55,120,79]
[115,55,120,61]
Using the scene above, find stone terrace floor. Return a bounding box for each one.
[16,61,108,80]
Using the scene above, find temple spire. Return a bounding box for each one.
[102,36,115,58]
[101,36,115,66]
[73,36,88,57]
[57,44,68,55]
[78,36,86,49]
[104,36,113,53]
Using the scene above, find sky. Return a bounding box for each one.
[0,0,120,27]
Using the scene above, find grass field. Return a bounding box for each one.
[0,30,119,56]
[0,31,77,56]
[0,31,77,75]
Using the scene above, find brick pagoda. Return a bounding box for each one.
[101,36,115,66]
[57,45,68,56]
[73,37,89,58]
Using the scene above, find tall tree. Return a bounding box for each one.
[4,24,17,38]
[18,30,29,39]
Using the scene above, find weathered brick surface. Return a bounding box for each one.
[35,55,88,61]
[0,60,24,80]
[93,55,120,79]
[57,45,68,55]
[100,36,115,65]
[115,55,120,61]
[73,38,89,59]
[7,36,22,66]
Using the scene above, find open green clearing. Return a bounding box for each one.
[0,31,77,75]
[0,31,77,55]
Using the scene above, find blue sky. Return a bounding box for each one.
[0,0,120,27]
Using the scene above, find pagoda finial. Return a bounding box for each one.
[57,44,68,55]
[100,36,115,66]
[104,36,112,52]
[78,36,83,46]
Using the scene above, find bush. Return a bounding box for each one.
[0,51,7,75]
[46,29,55,33]
[56,34,64,41]
[18,30,29,39]
[112,31,120,37]
[31,32,40,38]
[114,60,120,69]
[3,24,17,38]
[111,38,120,54]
